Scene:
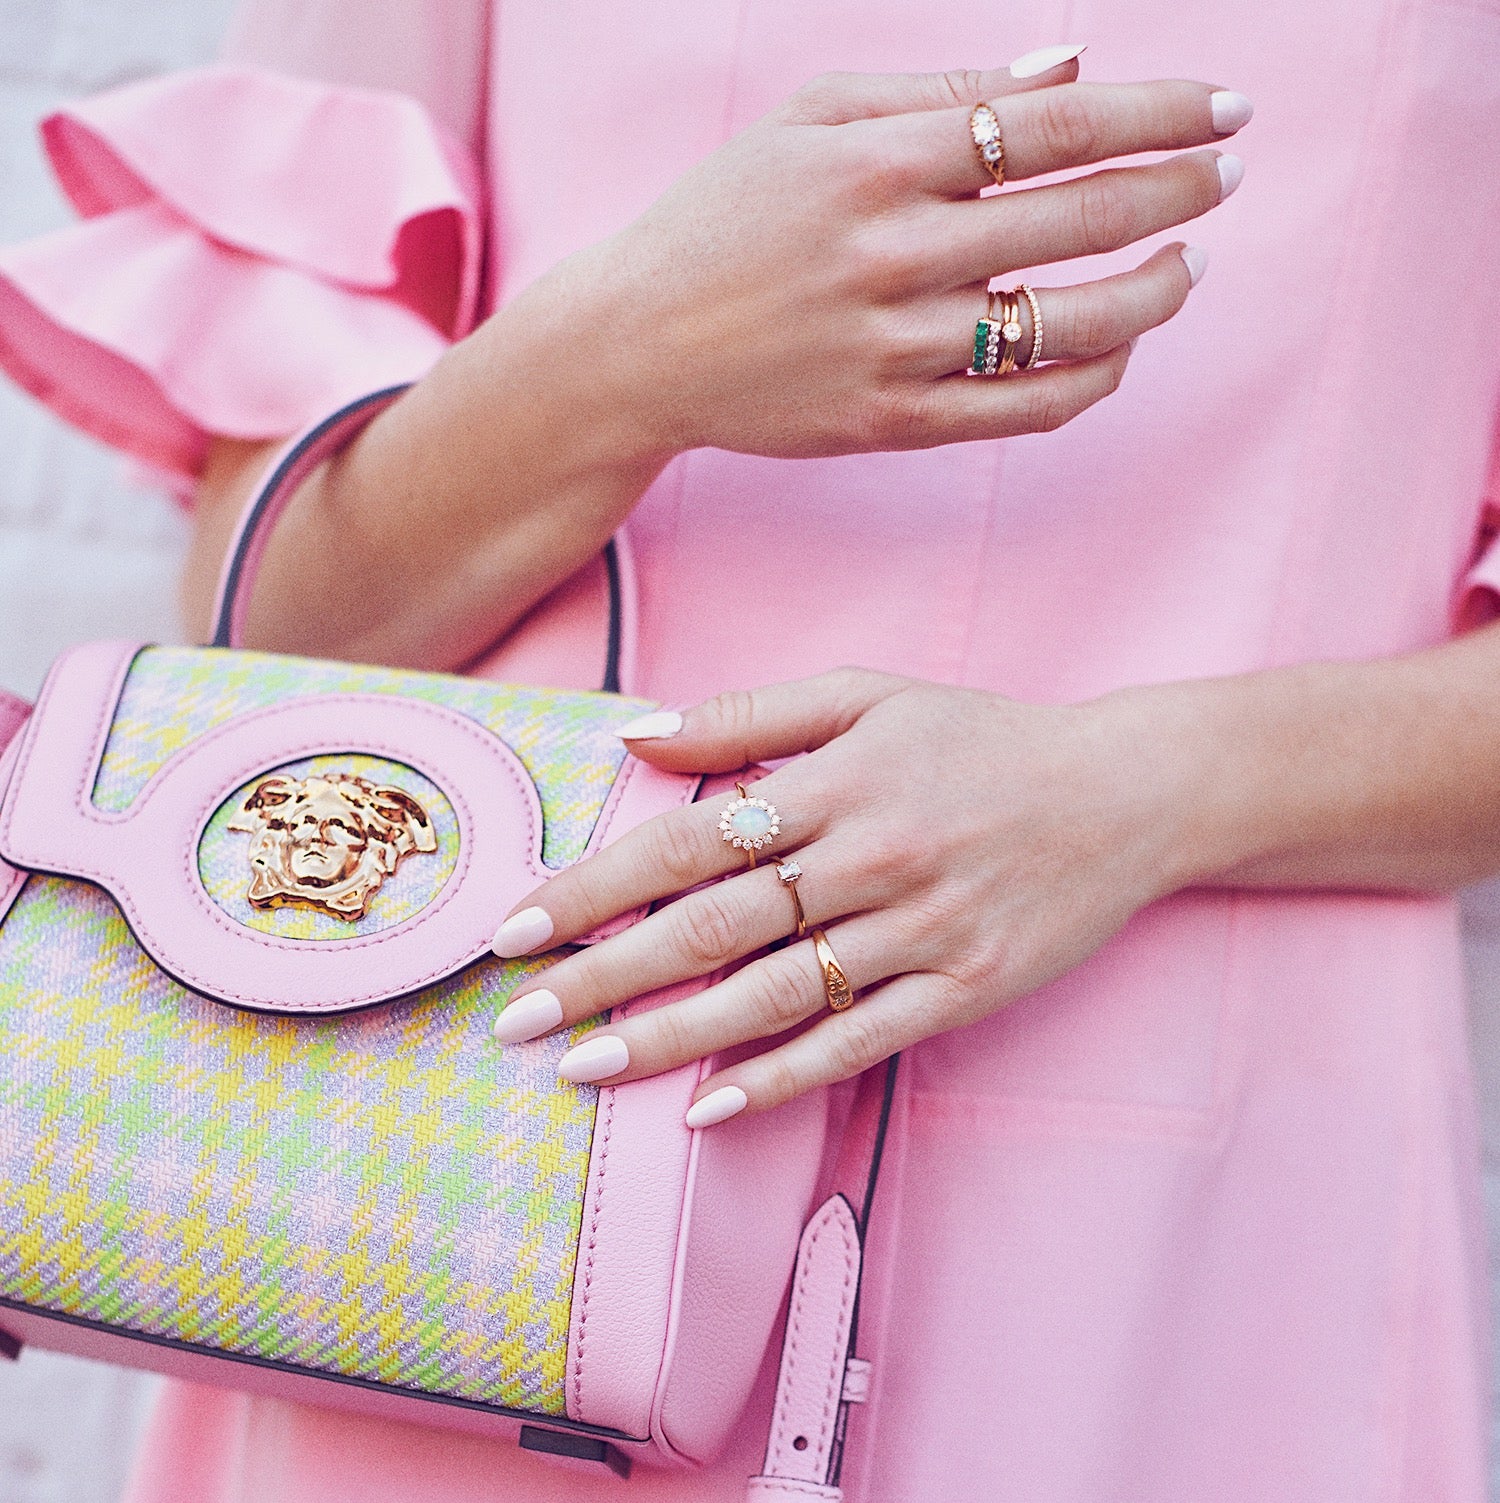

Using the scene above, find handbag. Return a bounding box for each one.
[0,389,896,1495]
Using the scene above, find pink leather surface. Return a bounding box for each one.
[0,640,695,1012]
[752,1196,860,1488]
[655,1085,829,1462]
[563,974,702,1443]
[744,1481,841,1501]
[0,1305,648,1454]
[0,733,27,930]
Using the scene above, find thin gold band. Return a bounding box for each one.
[810,926,855,1012]
[1018,283,1044,369]
[776,860,807,939]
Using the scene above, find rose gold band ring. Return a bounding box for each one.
[969,102,1005,188]
[810,926,855,1012]
[775,859,807,939]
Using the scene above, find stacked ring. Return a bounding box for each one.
[968,102,1005,188]
[971,289,1024,376]
[776,859,807,938]
[1018,283,1044,368]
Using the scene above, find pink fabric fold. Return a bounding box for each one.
[0,66,481,485]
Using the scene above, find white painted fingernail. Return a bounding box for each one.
[1210,90,1254,135]
[557,1034,631,1084]
[492,989,564,1044]
[685,1085,749,1130]
[1008,43,1086,79]
[1216,154,1244,201]
[1180,244,1209,287]
[491,906,554,958]
[615,710,682,741]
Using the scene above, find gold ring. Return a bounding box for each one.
[968,102,1005,188]
[775,859,807,939]
[810,926,854,1012]
[971,289,1023,377]
[1018,283,1044,368]
[719,781,780,869]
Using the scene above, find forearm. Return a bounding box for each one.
[183,248,670,668]
[1126,621,1500,894]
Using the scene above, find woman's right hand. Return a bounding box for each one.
[564,54,1248,458]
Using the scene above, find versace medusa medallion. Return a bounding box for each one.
[226,772,438,921]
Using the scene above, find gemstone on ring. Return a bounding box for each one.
[719,792,781,852]
[776,860,802,884]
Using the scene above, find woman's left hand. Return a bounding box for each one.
[490,668,1199,1126]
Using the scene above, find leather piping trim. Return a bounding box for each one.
[0,1296,644,1443]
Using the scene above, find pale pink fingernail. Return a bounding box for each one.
[1210,90,1254,136]
[492,989,563,1044]
[1008,43,1086,79]
[615,711,682,741]
[491,906,554,958]
[557,1035,630,1083]
[1216,154,1244,202]
[685,1085,749,1130]
[1180,244,1208,286]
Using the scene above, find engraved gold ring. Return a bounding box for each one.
[719,782,780,869]
[810,926,855,1013]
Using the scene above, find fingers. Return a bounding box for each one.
[686,970,946,1120]
[774,46,1084,127]
[920,243,1196,376]
[499,850,866,1036]
[942,148,1232,285]
[890,79,1252,198]
[541,913,911,1085]
[874,341,1133,450]
[614,666,903,774]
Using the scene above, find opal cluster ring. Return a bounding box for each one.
[810,927,855,1013]
[968,102,1005,188]
[720,781,781,869]
[971,288,1024,376]
[775,858,807,938]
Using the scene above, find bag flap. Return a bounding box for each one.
[0,641,696,1014]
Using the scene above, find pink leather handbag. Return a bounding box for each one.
[0,389,895,1497]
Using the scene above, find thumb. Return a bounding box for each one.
[776,44,1085,126]
[612,668,904,773]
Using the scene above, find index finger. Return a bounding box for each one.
[490,774,827,956]
[871,78,1252,198]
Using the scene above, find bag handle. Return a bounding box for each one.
[207,384,634,694]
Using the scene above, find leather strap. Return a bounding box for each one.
[747,1058,898,1501]
[205,385,634,696]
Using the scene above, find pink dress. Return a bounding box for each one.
[2,0,1499,1497]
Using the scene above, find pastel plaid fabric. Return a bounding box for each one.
[0,648,654,1415]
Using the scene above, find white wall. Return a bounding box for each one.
[1,4,1499,1499]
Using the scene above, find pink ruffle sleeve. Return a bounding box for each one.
[0,65,481,486]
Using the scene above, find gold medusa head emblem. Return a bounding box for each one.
[226,772,438,921]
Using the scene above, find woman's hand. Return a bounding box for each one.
[581,59,1248,458]
[489,668,1200,1125]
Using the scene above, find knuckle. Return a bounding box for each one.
[787,70,850,117]
[1061,293,1116,357]
[650,815,712,889]
[1034,89,1102,167]
[646,1003,698,1061]
[866,385,938,451]
[1021,382,1072,434]
[845,223,919,299]
[673,888,743,968]
[826,1006,894,1078]
[1074,173,1134,256]
[757,1052,805,1108]
[934,67,987,109]
[743,958,814,1031]
[707,687,759,750]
